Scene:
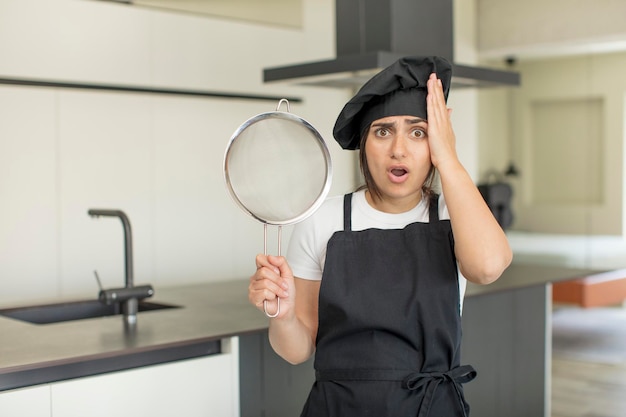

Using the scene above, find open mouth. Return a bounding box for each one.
[388,167,409,183]
[391,168,408,177]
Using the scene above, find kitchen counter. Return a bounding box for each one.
[0,279,267,391]
[465,262,601,296]
[0,263,607,392]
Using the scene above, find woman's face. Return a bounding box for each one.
[363,115,433,212]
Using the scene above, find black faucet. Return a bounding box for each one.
[88,209,153,326]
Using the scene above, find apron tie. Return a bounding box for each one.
[316,365,476,417]
[402,365,476,417]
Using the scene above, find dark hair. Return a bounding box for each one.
[357,124,436,202]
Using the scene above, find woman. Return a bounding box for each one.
[248,56,512,417]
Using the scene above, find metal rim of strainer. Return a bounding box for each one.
[223,100,333,226]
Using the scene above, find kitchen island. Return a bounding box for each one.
[0,264,606,417]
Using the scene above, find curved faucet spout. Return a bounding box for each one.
[88,209,134,289]
[88,208,143,326]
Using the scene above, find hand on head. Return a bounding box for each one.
[426,73,458,170]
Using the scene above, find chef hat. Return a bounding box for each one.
[332,56,452,150]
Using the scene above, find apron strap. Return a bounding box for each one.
[428,194,440,222]
[343,193,353,231]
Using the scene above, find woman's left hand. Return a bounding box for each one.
[426,73,458,170]
[425,73,513,284]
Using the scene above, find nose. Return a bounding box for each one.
[390,135,407,159]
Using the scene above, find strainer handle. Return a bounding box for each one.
[263,224,281,318]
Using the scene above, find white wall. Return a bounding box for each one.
[0,0,360,304]
[478,52,626,268]
[479,52,626,234]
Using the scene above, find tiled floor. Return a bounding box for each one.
[552,358,626,417]
[551,306,626,417]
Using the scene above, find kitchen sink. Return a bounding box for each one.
[0,299,180,325]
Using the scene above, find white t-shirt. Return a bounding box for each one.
[287,190,467,302]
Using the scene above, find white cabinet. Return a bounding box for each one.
[0,337,239,417]
[51,337,239,417]
[0,385,51,417]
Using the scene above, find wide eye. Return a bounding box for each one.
[410,128,427,139]
[374,127,392,138]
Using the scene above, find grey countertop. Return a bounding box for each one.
[0,263,609,391]
[0,279,267,391]
[465,263,603,297]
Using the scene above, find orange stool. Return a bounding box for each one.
[553,269,626,308]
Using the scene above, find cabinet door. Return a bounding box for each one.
[51,338,239,417]
[0,385,51,417]
[462,286,549,417]
[239,332,314,417]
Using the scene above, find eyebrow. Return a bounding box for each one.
[370,121,395,129]
[371,117,427,129]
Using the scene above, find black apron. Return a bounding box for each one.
[300,193,476,417]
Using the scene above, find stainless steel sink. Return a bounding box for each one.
[0,299,180,324]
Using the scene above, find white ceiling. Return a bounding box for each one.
[133,0,303,28]
[476,0,626,61]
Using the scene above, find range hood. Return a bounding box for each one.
[263,0,520,89]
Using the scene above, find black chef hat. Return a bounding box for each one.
[332,56,452,150]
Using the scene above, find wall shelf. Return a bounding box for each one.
[0,76,301,103]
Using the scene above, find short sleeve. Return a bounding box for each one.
[286,195,344,281]
[287,215,325,280]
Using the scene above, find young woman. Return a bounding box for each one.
[248,56,512,417]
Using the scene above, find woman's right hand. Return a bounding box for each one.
[248,254,294,318]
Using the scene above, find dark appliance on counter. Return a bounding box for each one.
[478,181,514,230]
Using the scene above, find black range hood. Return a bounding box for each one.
[263,0,520,89]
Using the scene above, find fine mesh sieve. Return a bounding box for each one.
[224,99,332,316]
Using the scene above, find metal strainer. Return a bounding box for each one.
[224,99,332,317]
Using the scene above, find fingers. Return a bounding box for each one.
[426,73,448,122]
[249,254,290,311]
[268,254,294,280]
[426,73,457,169]
[255,253,279,274]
